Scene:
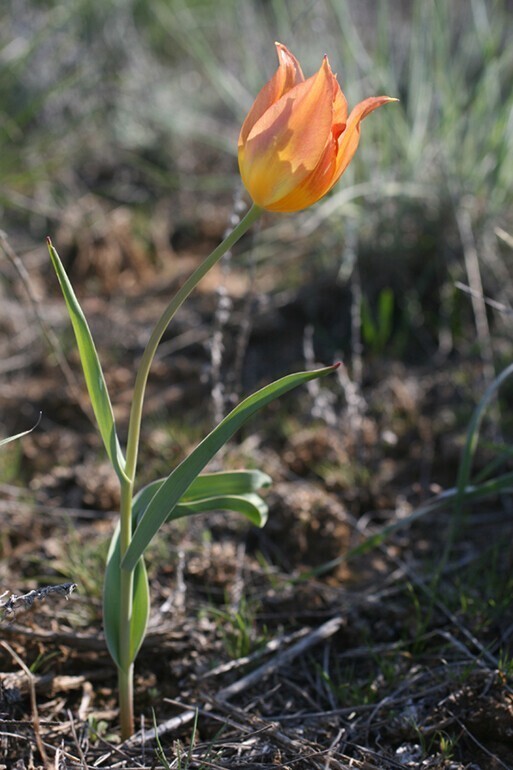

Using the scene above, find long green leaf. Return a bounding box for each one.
[180,469,272,501]
[132,469,271,522]
[172,493,268,527]
[456,361,513,500]
[123,364,338,570]
[47,239,127,481]
[103,524,150,670]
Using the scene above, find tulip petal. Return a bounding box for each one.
[239,43,304,145]
[273,96,397,212]
[330,96,398,187]
[266,77,349,212]
[239,56,336,208]
[332,77,348,132]
[238,41,397,213]
[265,137,337,212]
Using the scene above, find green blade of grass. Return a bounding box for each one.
[0,412,41,447]
[303,469,513,579]
[456,361,513,506]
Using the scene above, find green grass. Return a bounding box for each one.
[206,594,269,659]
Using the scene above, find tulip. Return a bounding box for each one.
[238,43,397,213]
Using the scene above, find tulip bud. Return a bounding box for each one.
[238,43,397,213]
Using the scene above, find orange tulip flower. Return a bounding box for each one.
[238,43,397,213]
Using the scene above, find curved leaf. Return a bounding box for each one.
[132,469,271,522]
[103,523,150,671]
[122,364,338,570]
[103,473,269,669]
[47,239,127,481]
[173,493,268,527]
[181,469,272,501]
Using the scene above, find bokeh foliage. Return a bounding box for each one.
[1,0,512,357]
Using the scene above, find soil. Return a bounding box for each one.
[1,210,513,769]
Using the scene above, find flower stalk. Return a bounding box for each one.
[117,202,262,738]
[123,203,263,486]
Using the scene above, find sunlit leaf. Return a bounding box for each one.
[172,492,268,527]
[47,239,127,481]
[181,469,272,501]
[122,364,338,570]
[132,469,271,522]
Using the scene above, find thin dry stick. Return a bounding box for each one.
[126,708,197,746]
[339,220,368,450]
[0,582,77,620]
[216,614,344,701]
[447,710,512,770]
[67,709,88,770]
[212,698,339,770]
[125,615,344,746]
[0,618,182,652]
[203,626,309,679]
[0,669,110,698]
[496,226,513,249]
[455,281,513,317]
[303,324,338,426]
[209,197,245,426]
[0,641,52,770]
[455,204,496,388]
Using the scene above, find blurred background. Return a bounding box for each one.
[1,0,512,351]
[1,0,513,484]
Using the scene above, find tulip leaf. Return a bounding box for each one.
[132,469,271,522]
[47,239,127,482]
[172,493,268,527]
[0,412,41,447]
[180,469,272,501]
[103,523,150,671]
[122,364,338,571]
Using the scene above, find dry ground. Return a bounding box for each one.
[1,211,513,769]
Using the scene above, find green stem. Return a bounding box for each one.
[124,203,262,483]
[118,476,134,739]
[116,202,262,738]
[118,663,134,740]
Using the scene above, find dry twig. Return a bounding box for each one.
[0,582,77,621]
[0,641,52,770]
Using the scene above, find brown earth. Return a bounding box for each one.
[1,208,513,769]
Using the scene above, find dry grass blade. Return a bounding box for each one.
[455,204,496,387]
[0,641,52,770]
